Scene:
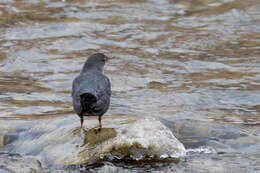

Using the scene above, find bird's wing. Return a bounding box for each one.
[72,72,111,115]
[97,75,111,98]
[92,74,111,113]
[72,73,99,112]
[74,72,99,97]
[72,75,83,115]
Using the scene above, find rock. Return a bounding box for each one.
[11,115,186,166]
[97,118,186,161]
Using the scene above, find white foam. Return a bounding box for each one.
[186,146,215,154]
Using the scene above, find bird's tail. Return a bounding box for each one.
[80,93,97,111]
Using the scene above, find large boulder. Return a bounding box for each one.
[10,115,186,166]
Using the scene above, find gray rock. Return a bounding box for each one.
[11,115,186,166]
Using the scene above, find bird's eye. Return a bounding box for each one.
[102,59,106,62]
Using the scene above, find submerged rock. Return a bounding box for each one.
[10,115,186,166]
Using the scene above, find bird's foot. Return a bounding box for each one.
[81,127,89,133]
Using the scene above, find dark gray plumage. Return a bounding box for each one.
[72,53,111,129]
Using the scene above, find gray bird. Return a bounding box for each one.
[72,53,111,129]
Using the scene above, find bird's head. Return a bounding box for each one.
[82,53,108,73]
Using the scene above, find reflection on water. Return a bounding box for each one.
[0,0,260,172]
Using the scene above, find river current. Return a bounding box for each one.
[0,0,260,172]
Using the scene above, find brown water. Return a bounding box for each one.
[0,0,260,172]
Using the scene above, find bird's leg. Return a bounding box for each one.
[80,116,84,129]
[98,116,102,130]
[80,116,88,132]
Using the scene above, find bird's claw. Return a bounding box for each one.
[81,127,89,133]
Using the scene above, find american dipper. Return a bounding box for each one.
[72,53,111,129]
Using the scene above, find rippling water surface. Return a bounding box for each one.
[0,0,260,172]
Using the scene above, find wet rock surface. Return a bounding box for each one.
[8,115,185,167]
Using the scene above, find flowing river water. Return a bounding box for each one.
[0,0,260,172]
